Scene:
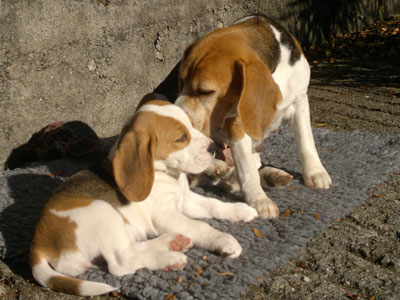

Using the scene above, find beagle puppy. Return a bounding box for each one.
[176,15,332,218]
[30,99,257,296]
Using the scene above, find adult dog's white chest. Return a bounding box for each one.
[263,24,311,139]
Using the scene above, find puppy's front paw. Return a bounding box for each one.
[249,196,279,219]
[213,233,242,258]
[229,203,258,222]
[303,168,332,189]
[204,159,231,179]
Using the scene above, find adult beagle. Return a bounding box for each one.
[176,15,332,218]
[30,99,257,296]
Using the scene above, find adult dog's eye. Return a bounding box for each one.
[198,89,215,96]
[175,134,188,143]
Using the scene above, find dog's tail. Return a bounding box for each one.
[31,252,117,296]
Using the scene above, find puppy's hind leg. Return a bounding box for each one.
[132,233,193,253]
[155,212,243,258]
[104,248,188,276]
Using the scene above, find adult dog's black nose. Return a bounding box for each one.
[207,143,217,155]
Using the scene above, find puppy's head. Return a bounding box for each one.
[176,29,282,140]
[110,100,215,202]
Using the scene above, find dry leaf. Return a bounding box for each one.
[314,214,321,220]
[257,276,263,281]
[217,272,234,276]
[313,123,328,127]
[345,293,356,300]
[296,262,309,270]
[288,186,298,190]
[46,171,65,177]
[112,291,121,297]
[373,194,384,198]
[298,210,305,215]
[193,264,203,275]
[165,294,176,300]
[252,227,266,238]
[281,209,291,217]
[177,277,183,283]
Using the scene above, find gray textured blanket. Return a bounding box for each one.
[0,126,399,299]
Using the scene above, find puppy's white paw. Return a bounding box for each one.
[160,252,188,271]
[213,233,242,258]
[204,159,231,179]
[169,234,192,252]
[249,196,279,219]
[303,169,332,189]
[229,203,258,222]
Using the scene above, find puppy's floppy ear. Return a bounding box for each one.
[112,126,155,202]
[235,59,282,140]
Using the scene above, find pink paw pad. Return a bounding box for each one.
[170,235,191,252]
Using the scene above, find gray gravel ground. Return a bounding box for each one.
[1,57,399,300]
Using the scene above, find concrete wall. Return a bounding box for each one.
[1,0,398,166]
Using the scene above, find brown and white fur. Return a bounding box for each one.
[30,99,257,296]
[176,15,332,218]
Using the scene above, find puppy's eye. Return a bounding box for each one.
[175,134,188,143]
[198,89,215,96]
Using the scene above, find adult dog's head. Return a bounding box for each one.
[176,23,282,140]
[110,100,216,202]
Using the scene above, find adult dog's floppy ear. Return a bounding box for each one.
[112,125,155,202]
[236,59,282,140]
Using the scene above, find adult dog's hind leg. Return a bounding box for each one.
[291,93,331,189]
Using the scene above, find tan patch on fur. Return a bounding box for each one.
[223,117,245,141]
[47,276,82,295]
[136,95,170,111]
[112,110,191,202]
[30,161,130,275]
[30,209,79,267]
[49,168,128,209]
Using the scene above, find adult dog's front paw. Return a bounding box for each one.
[303,168,332,189]
[229,203,258,222]
[249,196,279,219]
[213,233,242,258]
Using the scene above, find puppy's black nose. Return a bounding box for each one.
[207,143,217,155]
